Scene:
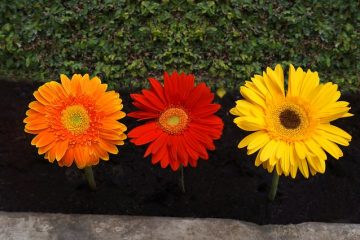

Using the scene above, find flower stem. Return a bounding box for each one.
[179,165,185,193]
[84,166,97,191]
[268,171,279,201]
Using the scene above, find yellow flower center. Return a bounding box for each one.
[158,107,189,134]
[61,105,90,135]
[265,97,316,142]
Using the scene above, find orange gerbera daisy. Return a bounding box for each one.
[24,74,127,169]
[128,71,224,171]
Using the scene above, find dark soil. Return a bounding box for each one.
[0,80,359,225]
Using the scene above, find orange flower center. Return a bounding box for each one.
[158,107,189,134]
[61,105,90,135]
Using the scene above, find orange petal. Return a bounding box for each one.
[59,148,74,167]
[74,146,87,169]
[98,139,118,154]
[55,140,69,161]
[38,141,56,155]
[34,131,56,148]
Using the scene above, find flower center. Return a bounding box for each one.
[158,107,189,134]
[265,97,317,142]
[61,105,90,135]
[279,109,301,129]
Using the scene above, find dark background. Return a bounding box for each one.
[0,80,359,224]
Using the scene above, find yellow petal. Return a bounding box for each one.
[289,147,299,178]
[275,64,284,85]
[266,65,285,96]
[229,107,240,116]
[304,138,327,160]
[269,154,278,166]
[294,141,306,159]
[247,132,270,150]
[288,65,303,97]
[235,100,264,117]
[233,116,265,131]
[251,75,269,97]
[238,131,266,148]
[343,112,353,118]
[289,143,296,166]
[317,124,352,141]
[240,86,266,108]
[281,144,290,175]
[312,135,343,159]
[298,69,320,98]
[260,139,278,162]
[316,129,350,146]
[298,158,309,178]
[276,160,283,176]
[276,141,286,159]
[311,83,339,110]
[309,165,318,176]
[262,71,283,99]
[254,151,262,167]
[290,164,298,179]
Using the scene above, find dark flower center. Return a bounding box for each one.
[279,109,301,129]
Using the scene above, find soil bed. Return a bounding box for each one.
[0,80,359,224]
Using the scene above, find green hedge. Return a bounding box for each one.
[1,0,359,90]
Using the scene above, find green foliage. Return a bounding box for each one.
[0,0,359,90]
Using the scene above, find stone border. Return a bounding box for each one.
[0,212,359,240]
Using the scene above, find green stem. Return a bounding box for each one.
[268,171,279,201]
[179,165,185,193]
[84,166,97,191]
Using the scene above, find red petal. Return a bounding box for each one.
[188,127,215,150]
[164,71,180,104]
[128,122,158,138]
[130,126,163,145]
[189,122,223,139]
[152,143,167,164]
[151,133,169,154]
[177,136,189,166]
[192,104,221,118]
[189,157,198,167]
[127,111,159,120]
[142,89,166,109]
[183,130,209,159]
[184,83,206,109]
[192,115,224,127]
[168,137,181,171]
[160,146,170,168]
[144,132,167,157]
[168,136,180,170]
[178,73,195,103]
[183,139,199,160]
[144,144,153,157]
[148,78,166,103]
[131,93,162,112]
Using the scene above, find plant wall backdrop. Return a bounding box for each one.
[0,0,359,90]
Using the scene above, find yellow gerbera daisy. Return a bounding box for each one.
[24,74,127,169]
[230,64,353,179]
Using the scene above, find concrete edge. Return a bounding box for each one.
[0,212,359,240]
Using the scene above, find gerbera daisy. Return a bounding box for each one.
[128,71,223,173]
[24,74,127,188]
[230,64,352,180]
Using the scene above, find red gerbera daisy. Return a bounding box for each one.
[128,71,224,171]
